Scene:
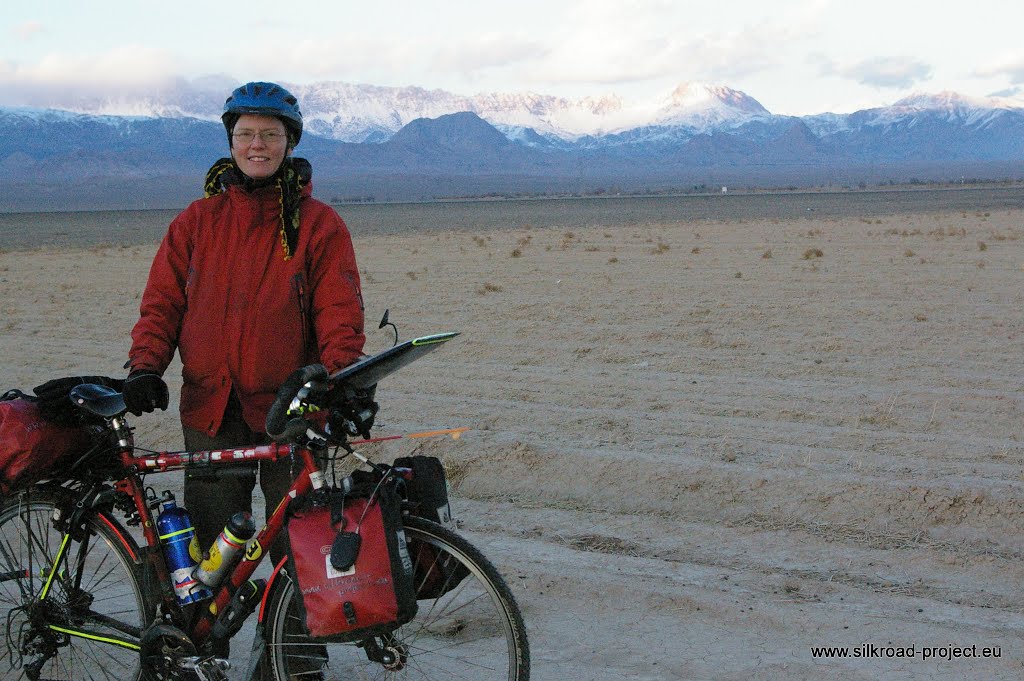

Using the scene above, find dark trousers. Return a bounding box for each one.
[182,393,313,662]
[182,394,292,568]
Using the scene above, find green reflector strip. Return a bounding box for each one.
[223,527,246,546]
[158,527,194,541]
[48,624,140,651]
[39,533,71,600]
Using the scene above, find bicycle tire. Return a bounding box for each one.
[0,487,151,681]
[264,515,530,680]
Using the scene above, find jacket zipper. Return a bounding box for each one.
[291,272,310,355]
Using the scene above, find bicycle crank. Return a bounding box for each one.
[182,656,231,681]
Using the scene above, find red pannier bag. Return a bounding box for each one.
[0,391,92,496]
[287,477,418,641]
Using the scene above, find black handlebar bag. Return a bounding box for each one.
[286,478,417,641]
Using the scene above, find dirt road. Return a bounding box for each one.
[1,200,1023,679]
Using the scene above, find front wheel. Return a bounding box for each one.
[0,487,151,681]
[264,515,530,680]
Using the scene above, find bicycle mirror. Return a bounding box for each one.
[330,531,361,571]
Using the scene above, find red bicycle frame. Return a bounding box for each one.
[111,439,325,645]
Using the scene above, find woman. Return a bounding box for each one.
[124,82,370,567]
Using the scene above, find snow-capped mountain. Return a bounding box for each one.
[805,91,1024,135]
[4,81,1024,211]
[29,80,775,143]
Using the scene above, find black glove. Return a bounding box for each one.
[330,385,378,439]
[122,370,169,416]
[33,375,126,426]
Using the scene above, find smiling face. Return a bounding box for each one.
[230,114,290,180]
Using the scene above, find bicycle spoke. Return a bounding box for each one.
[0,528,33,602]
[0,493,148,681]
[265,516,528,681]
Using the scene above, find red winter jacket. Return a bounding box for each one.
[128,181,365,436]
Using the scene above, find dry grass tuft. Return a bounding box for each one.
[859,393,901,427]
[561,533,648,558]
[476,282,503,295]
[802,248,824,260]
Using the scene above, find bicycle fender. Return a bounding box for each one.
[257,555,290,624]
[95,511,143,564]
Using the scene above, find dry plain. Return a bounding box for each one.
[1,192,1023,680]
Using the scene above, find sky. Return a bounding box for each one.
[2,0,1024,116]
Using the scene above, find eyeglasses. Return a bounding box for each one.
[231,130,288,145]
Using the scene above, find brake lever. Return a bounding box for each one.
[287,381,324,418]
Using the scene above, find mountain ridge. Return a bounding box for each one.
[14,80,987,141]
[3,81,1024,211]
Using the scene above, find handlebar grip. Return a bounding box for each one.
[265,364,329,442]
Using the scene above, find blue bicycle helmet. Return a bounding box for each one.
[222,81,303,145]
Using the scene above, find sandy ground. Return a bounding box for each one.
[2,203,1024,680]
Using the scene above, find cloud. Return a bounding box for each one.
[430,34,548,79]
[228,31,548,95]
[975,54,1024,85]
[238,0,819,95]
[510,0,825,92]
[226,37,420,85]
[0,46,185,108]
[821,56,932,89]
[988,86,1024,98]
[12,21,45,40]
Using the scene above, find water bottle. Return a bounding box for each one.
[156,493,212,605]
[194,511,256,589]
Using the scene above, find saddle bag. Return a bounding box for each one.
[287,477,418,641]
[0,390,92,496]
[393,455,469,599]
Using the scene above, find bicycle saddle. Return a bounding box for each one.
[69,383,128,419]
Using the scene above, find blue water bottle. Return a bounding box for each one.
[156,493,212,605]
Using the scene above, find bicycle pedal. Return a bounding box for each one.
[183,655,231,681]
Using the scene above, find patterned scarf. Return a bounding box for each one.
[203,157,312,260]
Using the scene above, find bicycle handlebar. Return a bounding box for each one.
[260,331,461,444]
[264,364,329,442]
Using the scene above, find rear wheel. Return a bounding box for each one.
[264,515,530,680]
[0,488,150,681]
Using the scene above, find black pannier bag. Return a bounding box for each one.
[393,455,455,529]
[286,477,417,641]
[393,455,469,599]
